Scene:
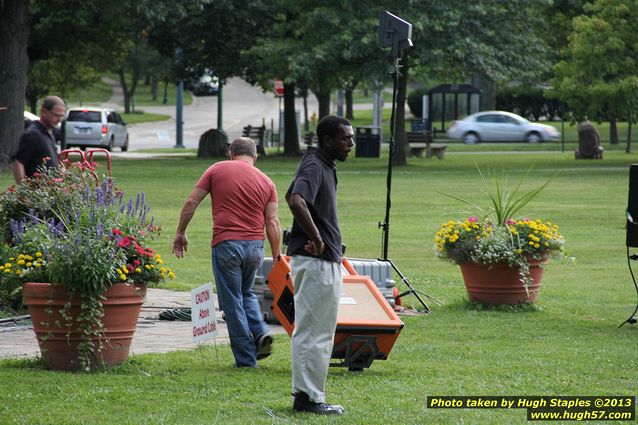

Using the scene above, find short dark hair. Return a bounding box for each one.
[229,137,257,157]
[42,96,65,111]
[316,115,351,147]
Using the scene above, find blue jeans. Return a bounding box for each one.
[212,240,269,367]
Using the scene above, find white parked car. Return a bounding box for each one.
[447,111,560,144]
[65,107,129,151]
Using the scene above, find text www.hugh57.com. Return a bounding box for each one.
[528,409,633,421]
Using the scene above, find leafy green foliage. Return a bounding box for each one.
[551,0,638,127]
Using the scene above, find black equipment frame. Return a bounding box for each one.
[378,14,441,312]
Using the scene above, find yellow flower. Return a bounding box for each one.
[26,262,32,267]
[35,263,42,268]
[35,252,43,257]
[17,259,25,266]
[15,270,22,275]
[135,267,142,273]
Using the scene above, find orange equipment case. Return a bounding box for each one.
[266,256,403,370]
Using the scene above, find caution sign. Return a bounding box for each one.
[191,283,217,343]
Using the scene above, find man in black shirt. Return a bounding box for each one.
[11,96,65,183]
[286,115,354,415]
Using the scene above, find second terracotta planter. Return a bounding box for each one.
[459,257,547,305]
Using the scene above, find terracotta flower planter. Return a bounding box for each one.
[22,282,146,371]
[459,257,547,305]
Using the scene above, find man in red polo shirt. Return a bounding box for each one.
[173,137,281,367]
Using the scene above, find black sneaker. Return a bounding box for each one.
[255,333,273,360]
[293,392,345,415]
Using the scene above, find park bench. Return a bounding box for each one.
[405,131,447,159]
[242,124,268,155]
[242,124,266,145]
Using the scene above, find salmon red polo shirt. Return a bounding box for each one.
[196,160,277,247]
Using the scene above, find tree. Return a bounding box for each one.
[1,0,130,169]
[149,0,270,138]
[0,0,30,170]
[388,1,551,165]
[552,0,638,148]
[246,0,389,155]
[26,1,124,110]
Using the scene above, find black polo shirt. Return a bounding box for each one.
[12,121,59,178]
[286,146,342,263]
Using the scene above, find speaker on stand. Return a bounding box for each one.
[620,164,638,326]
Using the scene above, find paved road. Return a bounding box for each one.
[101,77,319,151]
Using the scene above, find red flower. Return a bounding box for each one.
[112,228,122,236]
[133,260,141,266]
[118,237,131,248]
[127,264,135,273]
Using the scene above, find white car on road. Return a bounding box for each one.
[65,107,129,151]
[447,111,560,144]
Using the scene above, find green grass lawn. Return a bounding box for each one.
[120,111,171,125]
[1,152,638,424]
[65,78,113,105]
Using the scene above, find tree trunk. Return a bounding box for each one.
[283,81,300,156]
[118,66,131,114]
[345,87,354,120]
[0,0,30,170]
[27,95,38,114]
[163,79,169,105]
[302,87,309,132]
[627,112,632,154]
[151,77,158,102]
[609,115,618,145]
[314,88,331,120]
[393,50,409,166]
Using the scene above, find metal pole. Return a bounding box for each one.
[217,82,223,130]
[561,102,566,153]
[174,80,184,148]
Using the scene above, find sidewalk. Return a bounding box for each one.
[0,288,286,360]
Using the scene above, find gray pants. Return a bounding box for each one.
[290,256,342,403]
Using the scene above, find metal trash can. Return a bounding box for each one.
[355,126,381,158]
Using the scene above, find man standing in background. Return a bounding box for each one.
[11,95,65,183]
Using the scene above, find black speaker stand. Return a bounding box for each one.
[619,247,638,327]
[378,55,441,313]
